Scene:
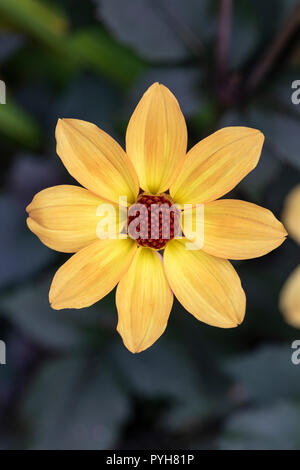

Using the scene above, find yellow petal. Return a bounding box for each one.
[183,199,287,259]
[126,82,187,195]
[163,239,246,328]
[170,127,264,205]
[26,185,125,253]
[56,118,139,204]
[116,247,173,353]
[280,265,300,328]
[282,184,300,245]
[50,238,137,310]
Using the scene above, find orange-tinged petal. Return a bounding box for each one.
[126,82,187,195]
[280,265,300,328]
[56,118,139,204]
[170,127,264,205]
[50,238,137,310]
[282,184,300,245]
[26,185,125,253]
[164,239,246,328]
[183,199,287,259]
[116,247,173,353]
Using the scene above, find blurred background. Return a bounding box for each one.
[0,0,300,450]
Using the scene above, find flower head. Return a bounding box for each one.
[27,83,287,353]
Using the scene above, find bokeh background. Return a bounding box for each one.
[0,0,300,450]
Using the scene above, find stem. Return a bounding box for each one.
[216,0,232,83]
[246,3,300,92]
[152,0,204,60]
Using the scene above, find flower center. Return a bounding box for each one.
[128,193,180,249]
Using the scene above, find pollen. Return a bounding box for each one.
[128,194,181,249]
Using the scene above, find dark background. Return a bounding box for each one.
[0,0,300,450]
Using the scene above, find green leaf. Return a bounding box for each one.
[97,0,210,62]
[246,104,300,171]
[220,110,281,200]
[225,344,300,404]
[230,3,260,69]
[0,196,51,288]
[56,73,121,133]
[0,280,106,351]
[111,339,219,430]
[69,27,145,88]
[0,0,68,49]
[278,0,300,28]
[0,32,24,64]
[0,100,41,148]
[219,402,300,449]
[240,71,300,172]
[125,67,203,118]
[22,357,129,449]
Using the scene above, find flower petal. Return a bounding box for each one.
[56,118,139,204]
[170,127,264,205]
[50,238,137,310]
[183,199,287,259]
[126,82,187,195]
[26,185,125,253]
[280,265,300,328]
[282,184,300,245]
[116,247,173,353]
[164,239,246,328]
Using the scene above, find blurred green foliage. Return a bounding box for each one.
[0,0,300,450]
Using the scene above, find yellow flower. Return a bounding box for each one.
[280,185,300,328]
[26,83,287,353]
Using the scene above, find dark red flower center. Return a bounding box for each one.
[128,194,180,249]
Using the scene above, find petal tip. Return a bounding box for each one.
[55,117,73,132]
[126,345,144,354]
[143,82,160,96]
[145,81,171,96]
[55,118,64,135]
[236,316,245,327]
[49,287,65,311]
[25,202,32,214]
[257,129,265,145]
[246,127,265,147]
[116,326,144,354]
[150,81,160,88]
[276,220,288,241]
[49,301,60,311]
[26,217,32,231]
